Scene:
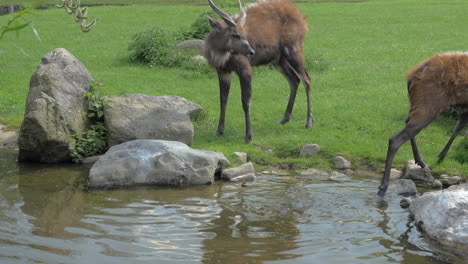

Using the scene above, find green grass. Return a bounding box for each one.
[1,0,467,177]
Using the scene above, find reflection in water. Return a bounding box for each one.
[0,149,467,264]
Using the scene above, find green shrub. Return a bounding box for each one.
[177,10,215,41]
[70,123,107,163]
[129,27,188,67]
[70,81,110,163]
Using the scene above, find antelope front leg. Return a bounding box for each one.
[216,71,232,136]
[238,68,253,144]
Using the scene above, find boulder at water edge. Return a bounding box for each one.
[88,139,230,188]
[103,94,203,147]
[409,183,468,246]
[18,48,92,162]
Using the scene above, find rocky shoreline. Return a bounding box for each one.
[0,124,18,149]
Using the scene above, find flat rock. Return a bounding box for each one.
[88,139,230,188]
[221,162,255,182]
[103,94,203,147]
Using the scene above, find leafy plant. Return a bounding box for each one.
[129,27,188,67]
[70,123,107,163]
[0,1,42,42]
[70,81,110,163]
[176,10,216,41]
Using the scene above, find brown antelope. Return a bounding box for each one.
[205,0,312,143]
[378,52,468,197]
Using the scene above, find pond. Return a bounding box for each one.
[0,149,466,263]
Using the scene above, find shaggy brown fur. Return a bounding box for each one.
[378,52,468,197]
[205,0,311,144]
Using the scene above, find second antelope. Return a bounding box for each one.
[205,0,312,143]
[378,52,468,197]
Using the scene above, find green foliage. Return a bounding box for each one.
[128,26,212,76]
[86,81,110,121]
[0,2,42,42]
[70,81,110,163]
[70,123,107,163]
[177,10,215,41]
[129,27,188,67]
[453,137,468,164]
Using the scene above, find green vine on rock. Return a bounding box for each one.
[57,0,99,32]
[70,81,111,163]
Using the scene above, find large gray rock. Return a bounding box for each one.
[88,139,230,188]
[103,94,203,147]
[409,184,468,246]
[18,48,92,162]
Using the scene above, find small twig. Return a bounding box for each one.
[57,0,99,32]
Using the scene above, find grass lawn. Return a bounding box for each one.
[0,0,467,176]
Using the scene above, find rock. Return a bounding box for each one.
[299,168,330,181]
[432,179,443,189]
[393,179,417,195]
[299,168,350,181]
[328,171,352,181]
[81,155,102,164]
[402,160,434,183]
[88,139,230,188]
[400,197,412,209]
[333,156,351,169]
[221,162,256,182]
[103,94,203,147]
[390,168,403,180]
[299,144,320,157]
[191,55,207,63]
[175,39,205,55]
[18,48,92,162]
[409,184,468,246]
[233,151,248,163]
[439,175,461,187]
[0,124,18,149]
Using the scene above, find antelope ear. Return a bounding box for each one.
[208,16,221,29]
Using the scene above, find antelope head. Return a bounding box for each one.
[207,0,255,58]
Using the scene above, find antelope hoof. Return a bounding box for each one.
[377,185,388,197]
[216,130,224,136]
[305,116,314,129]
[244,136,252,144]
[279,117,290,125]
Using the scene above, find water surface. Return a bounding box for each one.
[0,149,466,263]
